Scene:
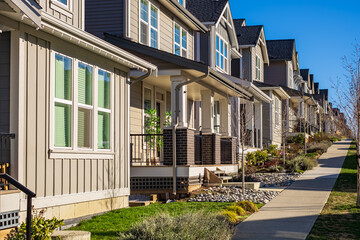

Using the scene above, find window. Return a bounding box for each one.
[55,0,68,6]
[53,53,112,151]
[216,35,228,72]
[275,97,280,127]
[178,0,184,6]
[255,55,261,80]
[140,0,158,48]
[174,24,187,57]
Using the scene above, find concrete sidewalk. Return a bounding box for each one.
[233,140,352,240]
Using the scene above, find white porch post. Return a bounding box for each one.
[246,101,254,147]
[219,98,231,136]
[171,75,188,127]
[254,102,263,149]
[201,90,214,133]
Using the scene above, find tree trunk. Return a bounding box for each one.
[242,143,245,195]
[357,144,360,206]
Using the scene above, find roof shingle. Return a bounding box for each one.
[300,69,310,81]
[266,39,295,61]
[186,0,228,22]
[233,19,263,46]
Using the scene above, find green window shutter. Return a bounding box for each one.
[78,108,92,148]
[98,70,110,109]
[78,63,93,105]
[55,54,72,100]
[98,112,110,149]
[54,102,71,147]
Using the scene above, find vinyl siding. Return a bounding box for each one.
[20,28,130,200]
[0,31,10,133]
[241,48,251,81]
[85,0,125,39]
[252,44,264,82]
[264,61,287,86]
[130,82,143,134]
[272,93,282,146]
[39,0,83,29]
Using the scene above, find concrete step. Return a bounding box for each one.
[220,176,232,181]
[129,200,152,207]
[223,182,261,190]
[212,170,225,175]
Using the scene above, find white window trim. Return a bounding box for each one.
[215,34,229,73]
[50,0,72,14]
[177,0,185,7]
[138,0,160,49]
[173,22,188,58]
[50,51,114,153]
[255,54,261,81]
[274,97,280,128]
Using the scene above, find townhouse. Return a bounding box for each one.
[0,0,156,229]
[86,0,255,196]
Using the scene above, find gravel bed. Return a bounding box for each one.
[245,172,301,187]
[188,187,280,204]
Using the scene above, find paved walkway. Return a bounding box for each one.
[233,140,352,240]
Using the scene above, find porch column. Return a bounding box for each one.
[254,102,263,149]
[219,98,231,136]
[201,90,214,133]
[246,101,254,147]
[171,76,188,127]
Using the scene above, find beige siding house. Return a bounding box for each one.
[0,0,156,229]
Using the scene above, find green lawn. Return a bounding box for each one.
[70,201,262,239]
[307,142,360,240]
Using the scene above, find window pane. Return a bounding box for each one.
[150,29,157,48]
[174,44,180,56]
[221,55,224,69]
[78,62,93,105]
[178,0,184,5]
[140,0,148,21]
[78,108,92,148]
[150,6,157,28]
[98,111,110,149]
[174,25,180,44]
[182,49,187,57]
[140,22,148,44]
[55,54,72,100]
[182,30,187,49]
[144,88,152,111]
[220,40,224,54]
[56,0,67,5]
[216,52,219,67]
[55,102,71,147]
[224,43,228,58]
[216,36,219,51]
[98,69,110,109]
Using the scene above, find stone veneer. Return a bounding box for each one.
[163,128,195,165]
[201,133,221,165]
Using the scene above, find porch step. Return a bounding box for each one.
[129,194,157,207]
[213,170,225,175]
[220,176,232,182]
[204,168,233,185]
[129,201,152,207]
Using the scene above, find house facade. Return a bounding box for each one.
[86,0,253,196]
[0,0,156,229]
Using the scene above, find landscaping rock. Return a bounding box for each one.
[188,187,280,204]
[245,173,301,187]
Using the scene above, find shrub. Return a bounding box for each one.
[6,210,63,240]
[312,132,330,142]
[307,141,332,154]
[236,201,259,213]
[220,211,238,224]
[246,152,256,165]
[226,205,247,216]
[119,211,234,240]
[269,165,284,172]
[287,134,305,144]
[264,159,280,168]
[267,145,280,157]
[255,150,268,165]
[287,154,318,172]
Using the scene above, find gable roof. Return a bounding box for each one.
[186,0,228,22]
[234,24,263,46]
[300,69,310,81]
[233,18,246,29]
[266,39,295,61]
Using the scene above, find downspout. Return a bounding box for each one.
[172,73,208,195]
[130,68,153,85]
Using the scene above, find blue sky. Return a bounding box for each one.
[229,0,360,105]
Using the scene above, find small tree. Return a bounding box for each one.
[333,43,360,206]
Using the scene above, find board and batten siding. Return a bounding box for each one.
[39,0,84,29]
[85,0,125,39]
[20,30,130,199]
[130,82,143,134]
[0,31,10,133]
[252,44,264,82]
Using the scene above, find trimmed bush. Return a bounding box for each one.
[236,201,259,213]
[118,211,234,240]
[226,205,247,216]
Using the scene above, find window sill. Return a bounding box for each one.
[49,149,115,160]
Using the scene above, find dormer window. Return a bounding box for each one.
[216,35,228,73]
[174,23,187,57]
[140,0,159,48]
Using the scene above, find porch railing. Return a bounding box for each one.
[130,134,164,166]
[0,133,15,190]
